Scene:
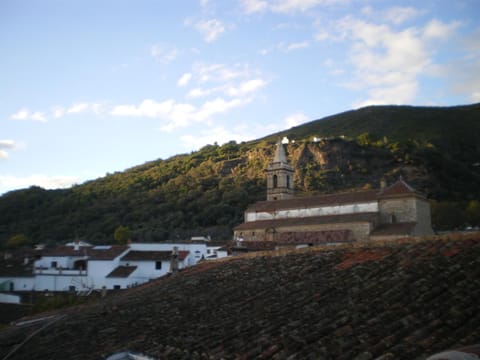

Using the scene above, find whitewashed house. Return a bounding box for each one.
[1,240,230,295]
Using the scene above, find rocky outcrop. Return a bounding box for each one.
[1,234,479,359]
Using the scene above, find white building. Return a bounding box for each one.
[25,241,228,293]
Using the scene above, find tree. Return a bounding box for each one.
[114,226,132,245]
[6,234,30,249]
[466,200,480,227]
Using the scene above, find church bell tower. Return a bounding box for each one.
[266,140,294,201]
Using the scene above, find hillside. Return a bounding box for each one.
[1,103,480,245]
[1,234,479,359]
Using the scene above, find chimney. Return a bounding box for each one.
[74,240,80,251]
[380,179,387,190]
[170,246,179,274]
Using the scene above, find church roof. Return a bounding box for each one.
[235,212,379,231]
[273,140,288,163]
[247,179,426,214]
[247,189,379,213]
[378,178,423,198]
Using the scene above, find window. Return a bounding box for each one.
[51,261,57,269]
[113,285,121,290]
[273,175,278,188]
[287,175,290,189]
[155,261,162,270]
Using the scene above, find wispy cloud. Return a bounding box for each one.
[11,109,46,122]
[150,44,180,63]
[0,140,16,159]
[0,174,79,194]
[195,19,226,43]
[284,112,309,128]
[177,73,193,87]
[241,0,344,14]
[322,15,462,107]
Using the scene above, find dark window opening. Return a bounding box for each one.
[273,175,278,188]
[287,175,290,189]
[155,261,162,270]
[51,261,57,269]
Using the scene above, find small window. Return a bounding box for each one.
[287,175,290,189]
[155,261,162,270]
[113,285,121,290]
[273,175,278,188]
[51,261,57,268]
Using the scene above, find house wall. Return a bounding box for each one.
[34,274,91,292]
[120,259,171,281]
[0,276,35,292]
[129,242,208,266]
[88,260,121,290]
[246,202,379,222]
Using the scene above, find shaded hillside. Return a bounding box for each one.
[1,103,480,245]
[1,234,479,359]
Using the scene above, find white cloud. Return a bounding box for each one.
[286,41,310,51]
[52,106,65,119]
[30,111,46,122]
[328,16,463,106]
[423,19,460,40]
[0,174,79,194]
[11,109,46,122]
[241,0,344,13]
[67,103,90,114]
[150,44,179,63]
[284,112,309,128]
[241,0,268,13]
[177,73,193,87]
[0,140,16,159]
[226,78,267,97]
[11,108,30,120]
[195,19,225,43]
[383,6,419,25]
[110,96,247,132]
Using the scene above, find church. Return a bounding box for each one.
[234,141,434,246]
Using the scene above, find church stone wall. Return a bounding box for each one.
[413,199,434,235]
[236,221,374,243]
[246,202,379,222]
[379,198,417,223]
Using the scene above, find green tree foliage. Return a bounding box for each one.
[6,234,30,249]
[114,226,132,245]
[0,104,480,245]
[465,200,480,227]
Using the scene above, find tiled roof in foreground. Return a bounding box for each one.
[1,233,480,359]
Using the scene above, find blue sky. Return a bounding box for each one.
[1,0,479,195]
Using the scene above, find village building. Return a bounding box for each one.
[0,241,228,296]
[234,140,434,246]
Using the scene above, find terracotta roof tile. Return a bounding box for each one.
[121,250,189,262]
[1,235,480,359]
[370,222,417,236]
[88,246,129,261]
[106,265,137,278]
[379,179,423,198]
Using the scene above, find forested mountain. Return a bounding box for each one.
[1,103,480,246]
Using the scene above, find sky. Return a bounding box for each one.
[1,0,479,195]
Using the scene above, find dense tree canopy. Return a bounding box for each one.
[1,104,479,246]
